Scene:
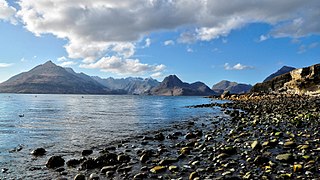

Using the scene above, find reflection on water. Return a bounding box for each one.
[0,94,218,178]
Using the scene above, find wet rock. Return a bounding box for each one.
[189,172,199,180]
[55,167,65,172]
[133,173,147,179]
[100,165,117,174]
[117,165,132,173]
[89,173,99,180]
[140,153,150,163]
[276,153,293,162]
[106,171,115,177]
[67,159,81,167]
[117,154,131,163]
[221,146,237,155]
[154,133,165,141]
[284,141,296,148]
[169,165,178,172]
[251,140,262,150]
[46,156,65,168]
[158,158,178,166]
[293,164,303,172]
[1,168,8,173]
[150,166,166,173]
[254,155,269,165]
[185,132,197,139]
[31,148,46,156]
[74,174,86,180]
[82,149,93,156]
[81,159,97,169]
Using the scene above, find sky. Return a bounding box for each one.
[0,0,319,86]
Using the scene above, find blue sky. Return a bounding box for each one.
[0,0,319,86]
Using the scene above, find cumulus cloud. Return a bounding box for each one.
[14,0,320,75]
[259,35,269,42]
[0,63,13,68]
[80,56,165,76]
[164,40,175,46]
[224,63,254,70]
[0,0,16,24]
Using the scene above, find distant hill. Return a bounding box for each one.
[151,75,217,96]
[212,80,252,94]
[251,63,320,96]
[92,76,159,95]
[0,61,111,94]
[263,66,295,82]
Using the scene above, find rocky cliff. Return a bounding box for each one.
[251,64,320,96]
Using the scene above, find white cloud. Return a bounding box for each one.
[143,38,151,48]
[59,61,77,67]
[57,56,67,62]
[187,47,193,53]
[151,72,163,79]
[259,35,269,42]
[0,63,13,68]
[164,40,175,46]
[0,0,16,24]
[224,63,254,70]
[297,42,318,54]
[80,56,165,75]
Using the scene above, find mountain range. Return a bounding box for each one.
[2,61,312,96]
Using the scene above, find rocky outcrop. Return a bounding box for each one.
[251,64,320,96]
[151,75,217,96]
[263,66,295,82]
[212,80,252,95]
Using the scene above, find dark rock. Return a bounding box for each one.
[117,165,132,173]
[100,165,117,174]
[74,174,86,180]
[154,133,165,141]
[81,159,97,169]
[158,158,178,166]
[31,148,46,156]
[46,156,65,169]
[133,173,147,179]
[67,159,81,167]
[82,149,93,156]
[185,132,197,139]
[117,154,131,163]
[276,153,293,162]
[89,173,99,180]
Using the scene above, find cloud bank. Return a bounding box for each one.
[4,0,320,75]
[0,0,16,24]
[224,63,254,70]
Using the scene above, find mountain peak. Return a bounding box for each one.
[42,60,56,67]
[263,66,295,82]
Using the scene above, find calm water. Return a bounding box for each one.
[0,94,221,178]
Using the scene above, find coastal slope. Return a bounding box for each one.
[251,63,320,95]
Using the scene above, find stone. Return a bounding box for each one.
[117,154,131,163]
[293,164,303,172]
[133,173,147,179]
[46,156,65,168]
[81,159,97,169]
[180,147,192,155]
[140,153,150,163]
[100,165,117,174]
[222,146,237,155]
[284,141,296,148]
[158,158,178,166]
[169,165,178,172]
[251,140,262,150]
[82,149,93,156]
[74,174,86,180]
[31,148,46,156]
[67,159,81,167]
[185,133,197,139]
[189,172,199,180]
[276,153,293,162]
[117,165,132,173]
[150,166,166,173]
[89,173,99,180]
[106,171,115,177]
[154,133,165,141]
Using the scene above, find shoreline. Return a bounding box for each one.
[2,95,320,179]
